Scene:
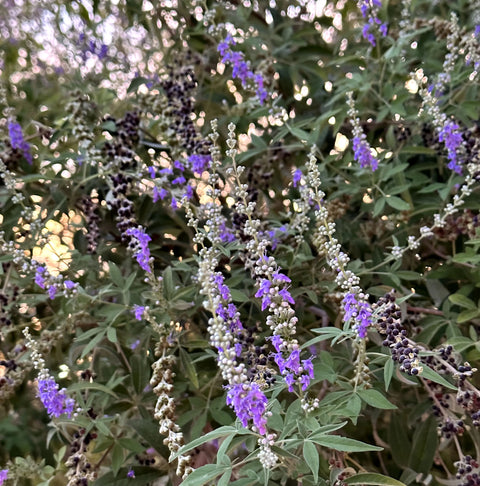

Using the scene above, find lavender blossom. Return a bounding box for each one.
[358,0,387,46]
[0,470,7,485]
[226,382,268,434]
[126,227,152,272]
[347,92,380,171]
[37,374,75,418]
[218,34,268,104]
[342,292,372,339]
[127,469,135,478]
[188,154,212,174]
[8,120,32,164]
[293,169,302,187]
[438,121,463,174]
[35,266,46,289]
[352,135,379,171]
[133,305,146,320]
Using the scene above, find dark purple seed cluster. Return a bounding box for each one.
[375,291,422,375]
[455,456,480,486]
[79,195,100,254]
[0,266,19,327]
[433,210,480,242]
[236,326,276,387]
[66,428,98,485]
[135,453,155,466]
[161,57,211,157]
[393,124,411,142]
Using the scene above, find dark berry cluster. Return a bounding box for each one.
[160,56,211,158]
[455,456,480,486]
[393,124,412,142]
[79,195,100,254]
[1,140,23,172]
[375,291,422,375]
[0,282,19,328]
[135,453,155,466]
[433,210,480,242]
[236,326,276,388]
[103,111,140,171]
[65,428,97,485]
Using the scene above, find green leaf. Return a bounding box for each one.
[106,326,117,343]
[408,416,438,474]
[310,435,382,452]
[384,358,394,392]
[385,196,410,211]
[343,473,406,486]
[108,262,124,287]
[180,464,229,486]
[457,308,480,323]
[68,382,118,398]
[357,389,397,410]
[445,336,476,351]
[131,354,149,394]
[80,329,106,358]
[117,438,145,453]
[179,347,199,389]
[218,469,232,486]
[111,443,124,476]
[419,365,457,390]
[170,426,239,461]
[449,294,477,309]
[309,421,348,438]
[303,441,319,483]
[128,419,167,453]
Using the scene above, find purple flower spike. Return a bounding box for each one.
[352,135,379,171]
[35,266,47,289]
[8,121,32,164]
[226,382,268,435]
[217,35,269,104]
[293,169,302,187]
[438,121,463,174]
[37,376,75,418]
[133,305,146,321]
[126,227,152,273]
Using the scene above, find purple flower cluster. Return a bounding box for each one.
[438,121,463,174]
[188,154,212,174]
[270,337,314,392]
[292,169,302,188]
[255,274,294,311]
[34,265,75,300]
[38,376,75,418]
[358,0,387,46]
[254,267,314,391]
[126,227,152,272]
[343,293,372,339]
[79,33,108,60]
[226,382,268,434]
[0,470,7,485]
[352,135,379,171]
[8,121,32,164]
[218,34,268,104]
[133,305,146,320]
[148,161,195,209]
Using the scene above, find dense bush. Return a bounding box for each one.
[1,1,480,485]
